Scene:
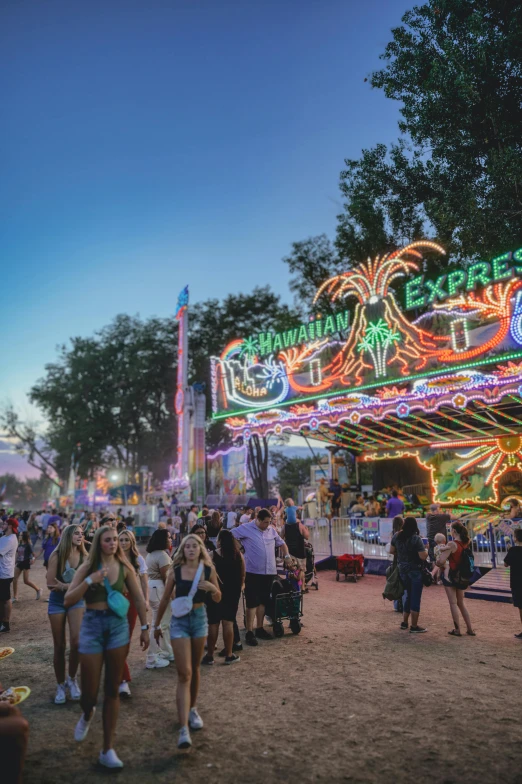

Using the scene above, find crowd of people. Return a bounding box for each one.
[1,496,521,780]
[0,498,311,775]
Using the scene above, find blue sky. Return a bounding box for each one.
[1,0,408,475]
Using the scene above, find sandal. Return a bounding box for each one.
[448,629,461,637]
[466,630,476,636]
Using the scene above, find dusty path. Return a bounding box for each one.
[3,558,522,783]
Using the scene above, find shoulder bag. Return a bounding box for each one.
[171,563,204,618]
[103,565,130,619]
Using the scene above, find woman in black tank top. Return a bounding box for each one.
[204,530,245,665]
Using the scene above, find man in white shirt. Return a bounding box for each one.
[187,505,198,529]
[226,510,238,529]
[239,507,251,524]
[0,517,19,633]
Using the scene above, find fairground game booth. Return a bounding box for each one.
[211,241,522,600]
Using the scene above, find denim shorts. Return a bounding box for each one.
[169,604,208,640]
[79,608,130,654]
[48,590,86,615]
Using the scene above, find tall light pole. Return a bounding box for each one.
[172,285,191,498]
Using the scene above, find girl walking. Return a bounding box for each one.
[65,526,149,769]
[46,525,87,704]
[13,532,40,602]
[118,529,149,695]
[154,534,221,750]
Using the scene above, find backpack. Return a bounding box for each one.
[382,566,404,602]
[450,543,474,585]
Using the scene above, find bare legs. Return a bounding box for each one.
[444,586,473,633]
[172,636,206,729]
[102,647,128,753]
[49,608,83,683]
[67,608,83,679]
[49,614,67,684]
[207,623,219,657]
[79,652,103,722]
[246,604,266,632]
[403,609,420,628]
[222,620,234,656]
[79,645,128,752]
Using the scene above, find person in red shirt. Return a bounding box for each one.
[437,522,476,637]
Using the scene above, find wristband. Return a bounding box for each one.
[85,576,93,586]
[140,624,149,631]
[284,554,291,560]
[154,626,162,631]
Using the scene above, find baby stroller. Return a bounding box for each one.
[304,541,319,590]
[267,573,303,637]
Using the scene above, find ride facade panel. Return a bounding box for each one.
[211,242,522,504]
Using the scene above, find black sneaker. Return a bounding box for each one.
[255,627,273,641]
[0,624,10,633]
[218,642,243,657]
[409,626,427,634]
[245,631,258,647]
[201,653,215,665]
[514,632,522,639]
[224,654,240,665]
[400,622,408,630]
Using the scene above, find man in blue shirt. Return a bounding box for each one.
[233,509,292,646]
[386,490,405,518]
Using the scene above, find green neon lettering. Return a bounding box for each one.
[323,315,336,336]
[405,276,425,310]
[258,333,272,356]
[424,275,447,304]
[282,328,298,348]
[315,318,323,338]
[272,332,283,352]
[514,247,522,264]
[335,310,349,332]
[298,324,309,343]
[446,269,466,297]
[466,262,491,291]
[491,253,513,282]
[308,322,315,340]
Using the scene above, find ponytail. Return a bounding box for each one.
[451,521,470,545]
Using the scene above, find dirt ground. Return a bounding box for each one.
[3,556,522,784]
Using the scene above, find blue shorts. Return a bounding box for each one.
[79,608,130,654]
[48,590,85,615]
[170,605,208,640]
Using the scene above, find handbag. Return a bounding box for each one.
[171,563,204,618]
[103,570,130,619]
[421,566,433,587]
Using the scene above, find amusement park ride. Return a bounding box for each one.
[210,241,522,509]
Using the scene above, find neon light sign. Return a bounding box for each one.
[404,247,522,310]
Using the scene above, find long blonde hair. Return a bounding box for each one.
[118,529,140,574]
[85,525,129,576]
[172,533,213,569]
[55,524,87,578]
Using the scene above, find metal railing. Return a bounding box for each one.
[303,516,519,567]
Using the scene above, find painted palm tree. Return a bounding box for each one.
[313,240,445,383]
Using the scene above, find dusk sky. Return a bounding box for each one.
[1,0,407,476]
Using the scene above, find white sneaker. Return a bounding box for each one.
[74,707,96,741]
[67,676,81,701]
[189,707,203,730]
[99,749,123,769]
[54,683,67,704]
[178,726,192,749]
[146,656,170,669]
[36,590,41,600]
[12,597,18,603]
[158,652,175,661]
[119,682,131,696]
